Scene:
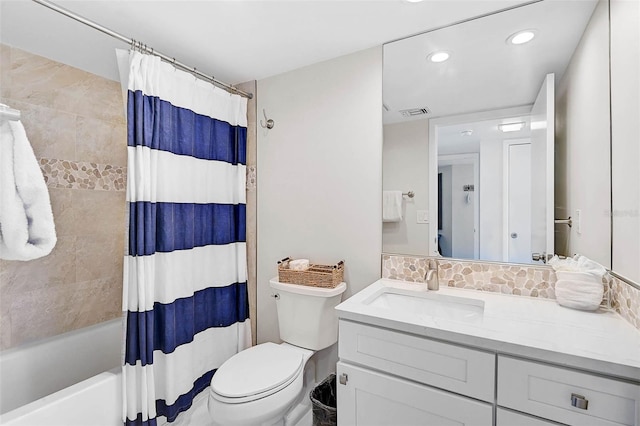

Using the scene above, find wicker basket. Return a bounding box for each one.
[277,257,344,288]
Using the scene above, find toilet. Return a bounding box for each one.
[208,278,347,426]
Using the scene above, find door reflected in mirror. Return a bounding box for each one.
[382,0,607,265]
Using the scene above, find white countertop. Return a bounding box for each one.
[336,279,640,381]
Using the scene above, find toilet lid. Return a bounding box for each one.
[211,342,303,399]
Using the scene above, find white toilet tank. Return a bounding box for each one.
[269,278,347,351]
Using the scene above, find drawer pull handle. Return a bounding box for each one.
[339,373,348,385]
[571,393,589,410]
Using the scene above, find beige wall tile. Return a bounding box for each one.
[73,271,122,328]
[76,115,127,166]
[1,44,11,99]
[48,188,75,238]
[0,45,126,351]
[237,80,257,166]
[75,234,124,282]
[9,47,79,110]
[10,47,125,125]
[8,282,83,346]
[0,236,76,295]
[2,98,76,160]
[237,80,257,345]
[0,284,12,349]
[69,278,122,330]
[72,190,126,237]
[7,277,121,347]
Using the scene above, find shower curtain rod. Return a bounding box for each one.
[31,0,253,99]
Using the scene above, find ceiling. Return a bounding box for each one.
[383,0,598,123]
[437,115,532,155]
[0,0,535,87]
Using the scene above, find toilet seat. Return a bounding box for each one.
[210,342,304,404]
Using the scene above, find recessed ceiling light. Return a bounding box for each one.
[427,51,450,63]
[460,130,473,137]
[507,30,537,45]
[498,122,525,132]
[405,0,425,3]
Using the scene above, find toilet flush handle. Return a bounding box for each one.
[270,293,280,300]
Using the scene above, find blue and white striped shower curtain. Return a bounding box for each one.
[120,51,251,425]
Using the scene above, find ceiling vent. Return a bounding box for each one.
[399,107,430,117]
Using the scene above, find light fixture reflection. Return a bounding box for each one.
[498,122,525,132]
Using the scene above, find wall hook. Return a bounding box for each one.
[260,109,274,129]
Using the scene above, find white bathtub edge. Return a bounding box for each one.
[0,367,122,426]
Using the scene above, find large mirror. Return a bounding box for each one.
[382,0,612,266]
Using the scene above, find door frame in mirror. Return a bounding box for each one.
[428,105,533,257]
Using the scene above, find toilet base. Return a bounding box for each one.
[282,358,315,426]
[209,344,315,426]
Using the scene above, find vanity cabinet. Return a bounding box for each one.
[337,320,640,426]
[496,408,560,426]
[498,356,640,426]
[338,320,495,401]
[337,320,494,426]
[336,362,493,426]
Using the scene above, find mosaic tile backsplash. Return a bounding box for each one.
[611,275,640,330]
[382,254,639,331]
[246,165,257,192]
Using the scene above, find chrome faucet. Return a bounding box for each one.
[424,259,439,291]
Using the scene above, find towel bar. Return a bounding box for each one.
[0,105,21,122]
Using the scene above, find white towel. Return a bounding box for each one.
[383,190,403,222]
[554,273,604,311]
[0,119,56,260]
[549,255,606,311]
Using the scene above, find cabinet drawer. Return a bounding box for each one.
[337,361,493,426]
[338,320,495,402]
[497,408,564,426]
[497,356,640,426]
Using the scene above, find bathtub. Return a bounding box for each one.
[0,318,122,417]
[0,367,122,426]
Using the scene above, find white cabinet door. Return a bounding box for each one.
[337,362,493,426]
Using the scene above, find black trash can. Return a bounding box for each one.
[310,373,337,426]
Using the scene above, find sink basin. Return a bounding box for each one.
[363,288,484,322]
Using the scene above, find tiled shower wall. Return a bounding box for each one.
[382,254,640,331]
[0,44,126,350]
[237,80,258,346]
[0,45,260,350]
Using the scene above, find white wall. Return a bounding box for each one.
[610,0,640,283]
[382,119,429,255]
[256,47,383,362]
[439,166,453,256]
[555,0,611,267]
[479,137,505,261]
[451,164,475,259]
